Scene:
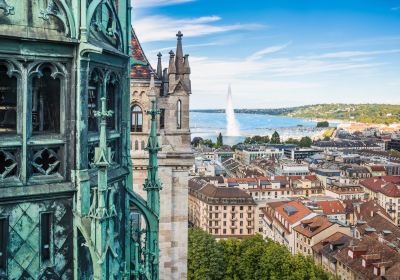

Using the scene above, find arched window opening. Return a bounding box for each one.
[159,109,165,129]
[131,105,143,132]
[177,100,182,129]
[134,140,139,151]
[32,67,60,133]
[106,81,116,130]
[141,140,145,150]
[88,71,101,132]
[0,64,17,134]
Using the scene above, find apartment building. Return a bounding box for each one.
[227,175,324,202]
[293,216,350,256]
[261,200,317,253]
[360,176,400,226]
[312,232,354,276]
[188,178,256,238]
[325,182,365,200]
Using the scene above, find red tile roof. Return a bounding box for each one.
[360,176,400,197]
[370,165,386,172]
[274,200,312,225]
[130,28,154,80]
[293,216,334,238]
[315,200,346,214]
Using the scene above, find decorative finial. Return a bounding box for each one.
[169,50,175,57]
[157,52,162,58]
[176,31,183,39]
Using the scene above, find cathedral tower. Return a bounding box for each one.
[130,30,194,279]
[0,1,160,279]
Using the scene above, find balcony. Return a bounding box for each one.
[230,225,237,229]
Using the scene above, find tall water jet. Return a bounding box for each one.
[226,85,240,136]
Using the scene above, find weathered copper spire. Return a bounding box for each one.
[143,100,162,217]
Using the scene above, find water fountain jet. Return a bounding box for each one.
[226,85,240,136]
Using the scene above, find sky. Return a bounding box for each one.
[132,0,400,109]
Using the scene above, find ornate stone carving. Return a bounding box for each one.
[0,0,14,16]
[31,148,60,176]
[39,0,70,36]
[0,149,17,180]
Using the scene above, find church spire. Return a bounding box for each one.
[157,52,162,79]
[168,50,176,74]
[184,54,190,74]
[143,100,162,217]
[175,31,184,75]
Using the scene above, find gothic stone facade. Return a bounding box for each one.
[0,1,161,279]
[130,30,193,279]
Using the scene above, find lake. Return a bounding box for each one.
[190,112,336,145]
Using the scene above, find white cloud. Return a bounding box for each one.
[247,42,292,61]
[391,6,400,11]
[314,49,400,59]
[132,0,195,8]
[134,15,263,42]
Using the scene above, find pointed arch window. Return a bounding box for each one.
[32,66,61,133]
[0,64,17,134]
[177,100,182,129]
[131,105,143,132]
[88,70,101,132]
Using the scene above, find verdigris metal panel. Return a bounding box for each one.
[0,198,73,279]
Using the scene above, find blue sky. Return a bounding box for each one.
[132,0,400,109]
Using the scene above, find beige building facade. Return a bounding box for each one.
[189,178,256,238]
[130,30,194,279]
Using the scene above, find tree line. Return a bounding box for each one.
[188,228,336,280]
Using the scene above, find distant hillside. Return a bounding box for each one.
[286,104,400,124]
[191,104,400,124]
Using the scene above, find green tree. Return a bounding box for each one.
[200,139,214,148]
[220,238,241,280]
[285,138,300,145]
[191,137,203,147]
[270,131,281,144]
[216,132,224,148]
[188,228,226,280]
[260,240,292,279]
[237,235,268,279]
[299,136,312,147]
[316,121,329,127]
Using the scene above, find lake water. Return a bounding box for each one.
[190,112,335,145]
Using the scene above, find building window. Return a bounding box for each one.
[88,71,101,132]
[177,100,182,129]
[134,140,139,151]
[106,82,117,130]
[0,218,8,272]
[160,108,165,129]
[0,64,17,134]
[131,105,143,132]
[41,213,52,263]
[32,67,60,133]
